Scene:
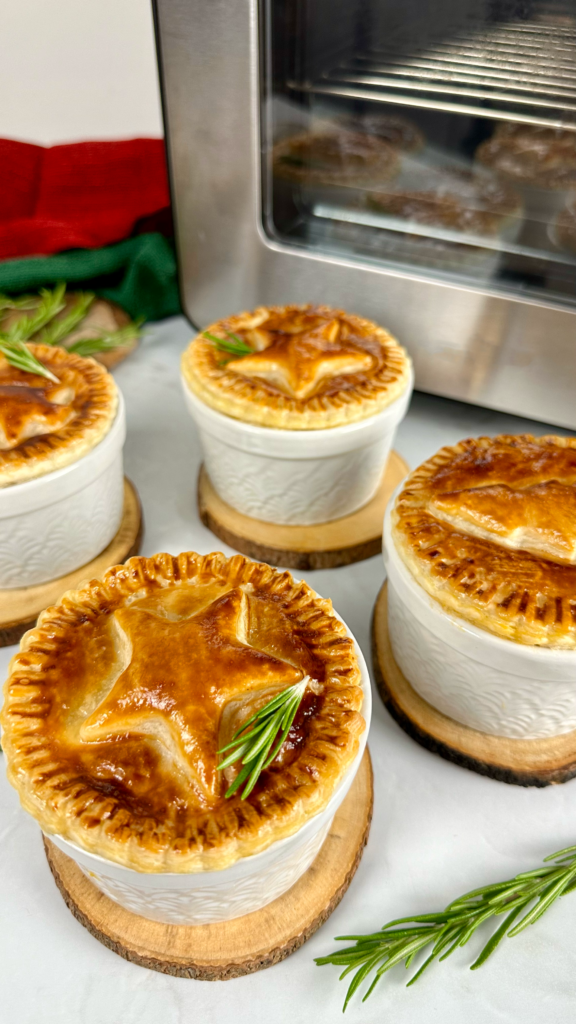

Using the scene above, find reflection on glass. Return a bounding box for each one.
[261,0,576,305]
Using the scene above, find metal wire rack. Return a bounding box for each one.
[290,2,576,129]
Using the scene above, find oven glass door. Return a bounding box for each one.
[261,0,576,306]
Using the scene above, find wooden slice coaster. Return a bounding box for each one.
[43,749,373,980]
[198,451,409,571]
[0,479,143,647]
[372,583,576,787]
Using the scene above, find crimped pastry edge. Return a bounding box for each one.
[272,129,400,186]
[182,304,412,429]
[1,551,365,872]
[0,344,118,487]
[391,434,576,649]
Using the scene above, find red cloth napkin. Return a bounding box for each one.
[0,138,170,260]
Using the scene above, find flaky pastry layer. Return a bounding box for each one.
[391,434,576,647]
[0,344,118,486]
[182,304,411,429]
[1,552,364,872]
[272,129,399,187]
[476,124,576,189]
[367,172,522,237]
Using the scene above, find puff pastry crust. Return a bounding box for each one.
[1,551,365,872]
[367,172,521,236]
[182,304,411,429]
[477,124,576,189]
[0,344,118,487]
[391,434,576,647]
[272,129,399,187]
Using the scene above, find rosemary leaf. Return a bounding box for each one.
[508,867,576,935]
[217,677,309,799]
[8,283,67,342]
[406,924,462,986]
[0,337,59,383]
[470,905,523,970]
[66,320,143,358]
[0,293,39,314]
[544,844,576,860]
[438,927,467,961]
[203,330,253,357]
[0,282,139,374]
[36,292,95,345]
[316,844,576,1009]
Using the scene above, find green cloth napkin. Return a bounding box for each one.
[0,233,181,322]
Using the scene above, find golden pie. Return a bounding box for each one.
[367,172,522,236]
[1,551,365,872]
[476,125,576,189]
[0,343,118,487]
[391,435,576,647]
[182,304,411,429]
[272,129,399,187]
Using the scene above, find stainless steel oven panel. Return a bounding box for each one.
[153,0,576,429]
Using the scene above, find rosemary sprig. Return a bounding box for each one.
[203,330,253,358]
[67,320,143,358]
[0,337,59,383]
[218,677,309,799]
[7,283,67,342]
[316,843,576,1010]
[0,284,68,381]
[0,283,141,370]
[36,291,95,346]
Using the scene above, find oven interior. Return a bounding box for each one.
[261,0,576,307]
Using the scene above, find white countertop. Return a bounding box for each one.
[2,316,574,1024]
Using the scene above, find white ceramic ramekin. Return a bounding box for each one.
[383,488,576,741]
[46,624,372,926]
[182,369,413,525]
[0,393,126,589]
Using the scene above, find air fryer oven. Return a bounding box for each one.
[153,0,576,428]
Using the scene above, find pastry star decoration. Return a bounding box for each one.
[430,481,576,565]
[0,381,74,450]
[227,318,374,400]
[80,588,303,807]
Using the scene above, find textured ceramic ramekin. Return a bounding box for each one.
[182,369,413,525]
[0,393,126,588]
[46,624,372,926]
[383,488,576,741]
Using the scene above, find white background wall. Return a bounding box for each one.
[2,0,163,144]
